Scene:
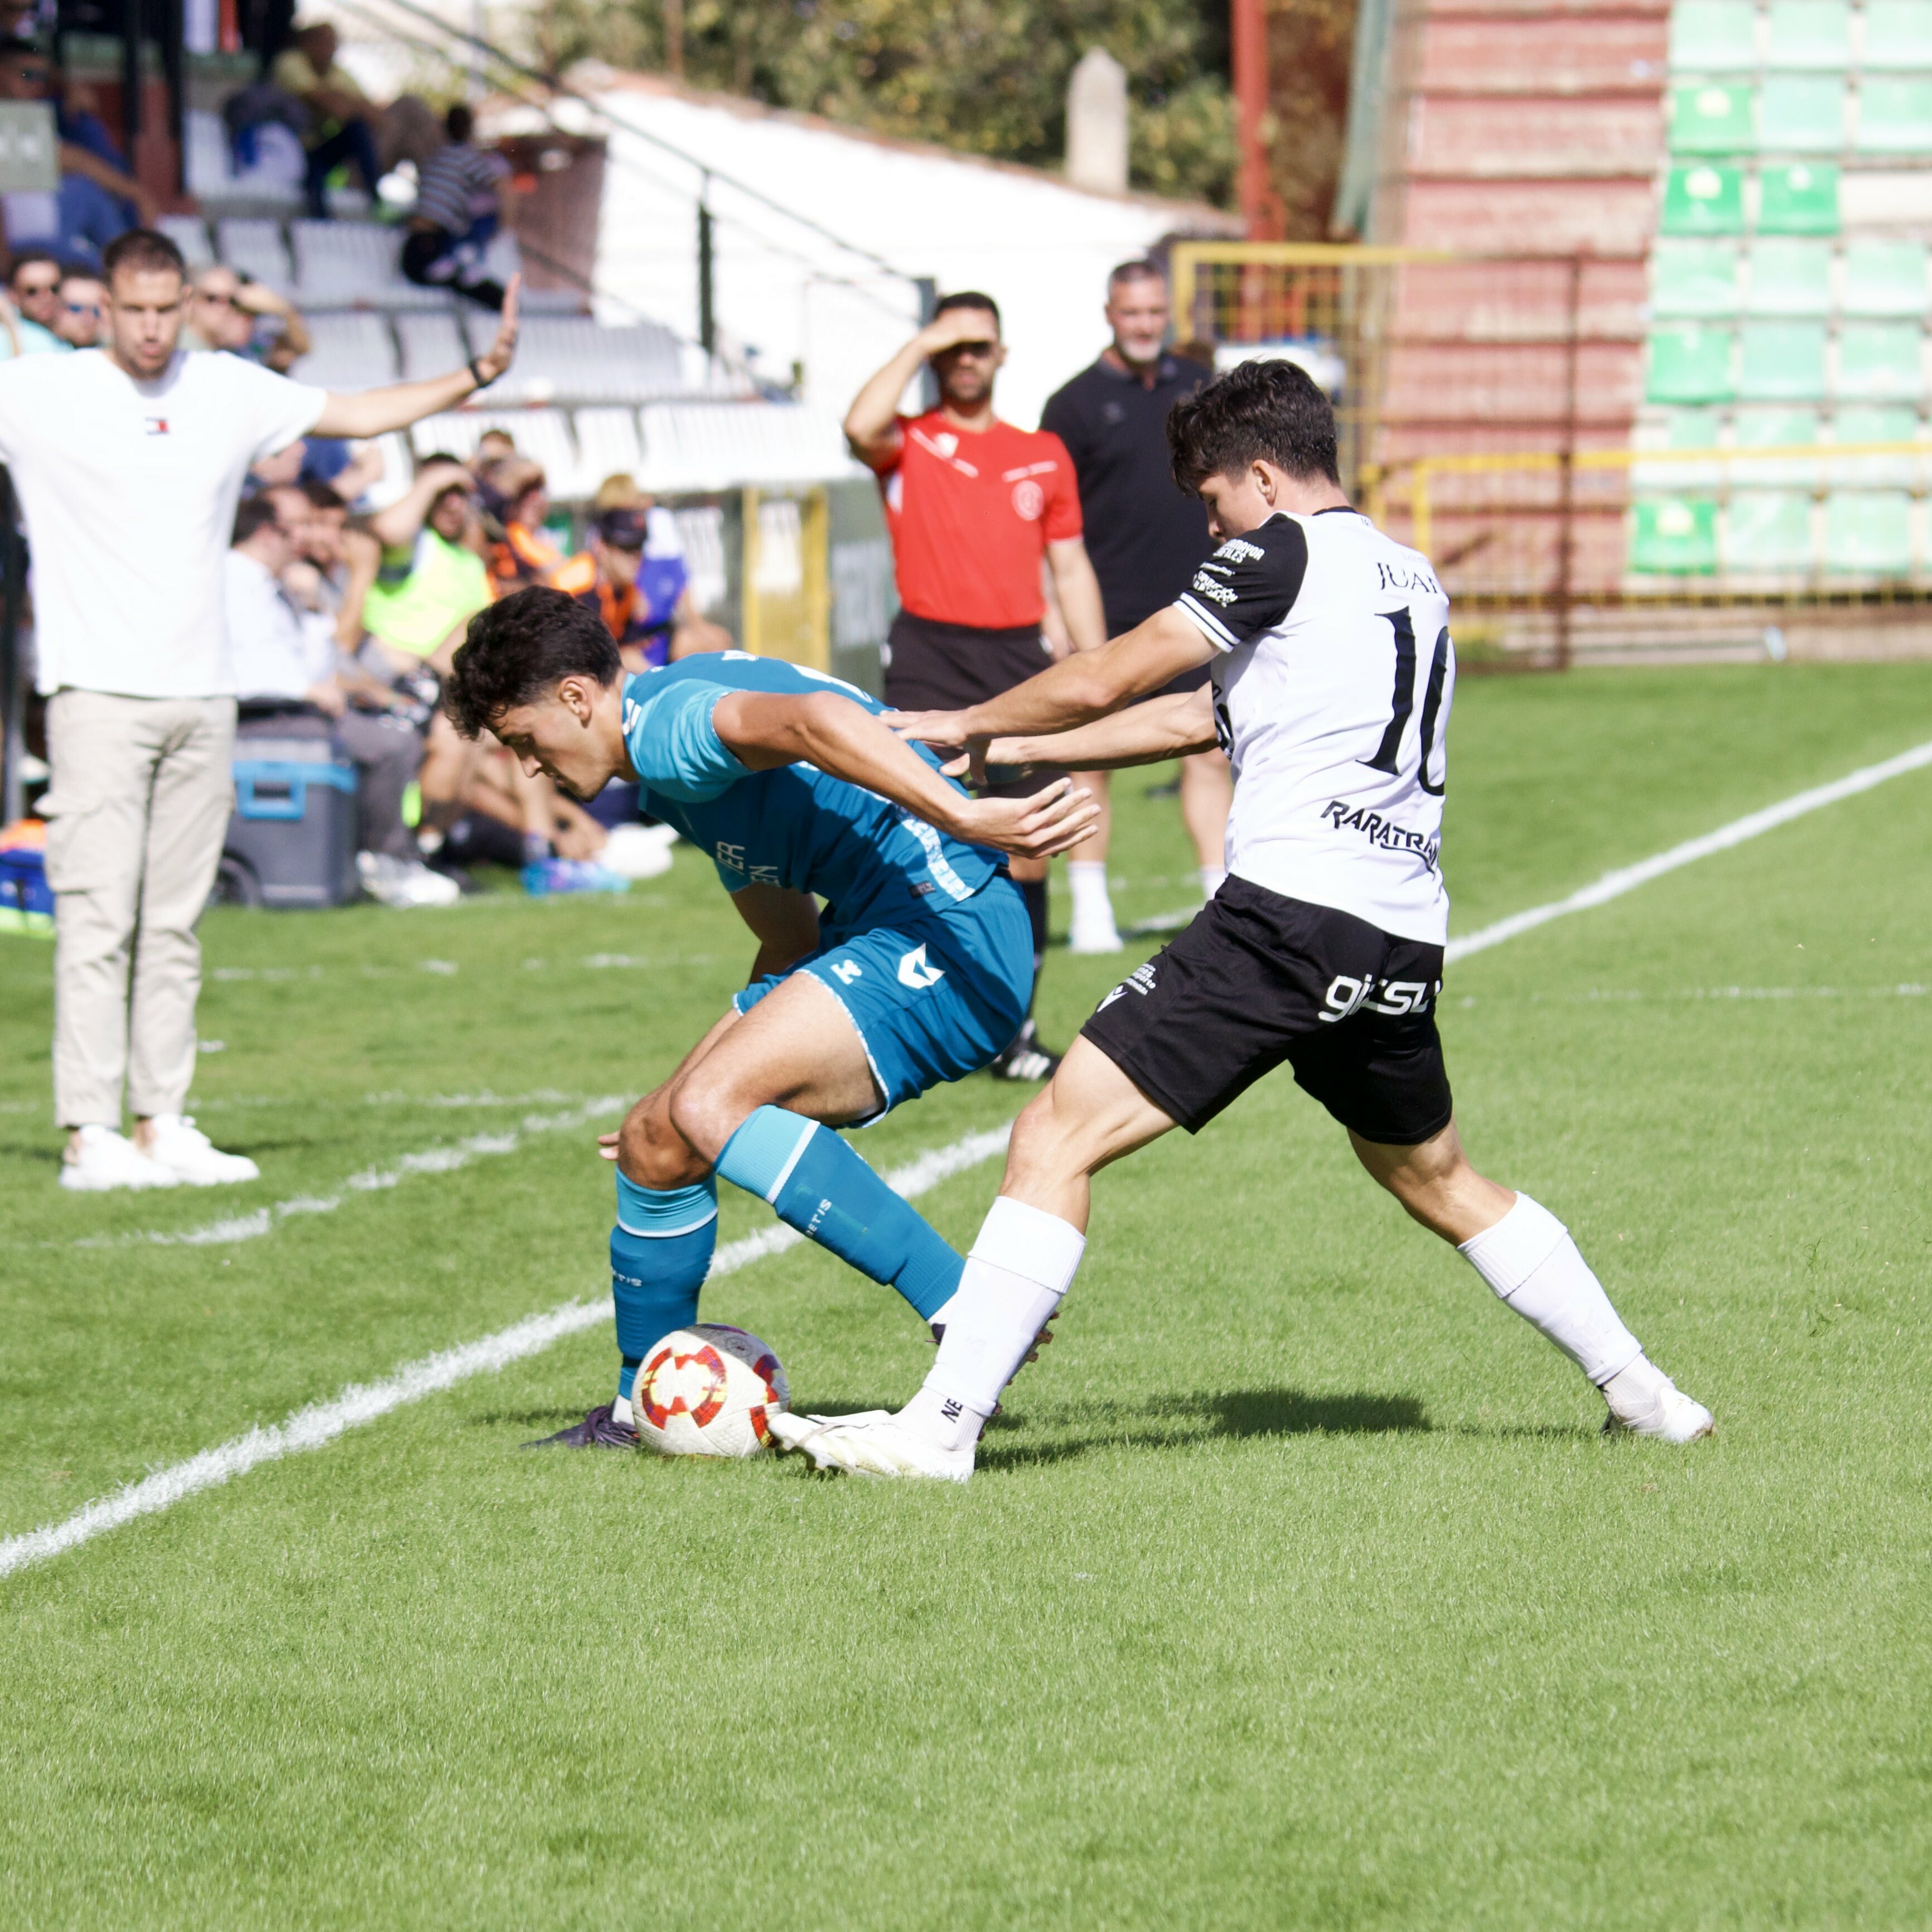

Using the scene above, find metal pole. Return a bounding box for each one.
[121,0,144,167]
[915,274,937,412]
[697,186,715,358]
[1554,251,1583,672]
[160,0,186,198]
[0,467,24,828]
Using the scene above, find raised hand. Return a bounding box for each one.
[472,274,521,386]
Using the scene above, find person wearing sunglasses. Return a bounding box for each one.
[52,269,104,347]
[4,248,68,354]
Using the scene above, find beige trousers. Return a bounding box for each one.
[42,690,236,1128]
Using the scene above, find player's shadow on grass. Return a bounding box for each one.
[977,1386,1429,1472]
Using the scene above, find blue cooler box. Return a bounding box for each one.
[224,741,359,909]
[0,838,52,937]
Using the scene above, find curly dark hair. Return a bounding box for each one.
[1166,357,1340,492]
[443,586,622,739]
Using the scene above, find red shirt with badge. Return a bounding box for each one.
[865,409,1083,629]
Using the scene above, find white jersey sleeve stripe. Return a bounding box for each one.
[1174,593,1238,651]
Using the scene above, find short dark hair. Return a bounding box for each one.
[444,586,621,738]
[8,247,61,283]
[1166,357,1340,491]
[300,478,346,510]
[445,102,474,143]
[933,289,999,332]
[102,228,186,283]
[233,495,285,545]
[1107,258,1165,293]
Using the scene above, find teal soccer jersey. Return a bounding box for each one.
[619,652,1031,1117]
[620,653,999,941]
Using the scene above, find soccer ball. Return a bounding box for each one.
[632,1324,789,1458]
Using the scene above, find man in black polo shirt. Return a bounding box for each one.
[1042,260,1233,915]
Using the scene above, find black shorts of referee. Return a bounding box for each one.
[883,610,1071,800]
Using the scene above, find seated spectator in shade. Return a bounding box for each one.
[7,248,68,352]
[400,103,513,311]
[299,435,384,508]
[271,20,383,219]
[226,492,455,907]
[52,267,103,347]
[558,474,732,667]
[350,457,493,672]
[0,39,154,263]
[247,437,308,494]
[186,263,311,371]
[486,458,562,591]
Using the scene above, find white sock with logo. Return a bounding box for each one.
[1458,1194,1644,1386]
[901,1197,1086,1450]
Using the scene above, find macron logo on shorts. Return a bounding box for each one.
[1095,961,1156,1011]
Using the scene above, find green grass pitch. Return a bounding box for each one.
[3,663,1930,1928]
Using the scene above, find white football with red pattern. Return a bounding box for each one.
[632,1324,790,1458]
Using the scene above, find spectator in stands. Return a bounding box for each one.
[226,492,455,907]
[52,267,103,347]
[486,458,562,591]
[554,477,732,667]
[0,39,154,262]
[271,20,384,219]
[400,103,513,311]
[0,224,521,1191]
[6,248,69,351]
[187,264,312,372]
[247,437,308,492]
[351,457,494,671]
[1041,259,1230,912]
[474,426,516,468]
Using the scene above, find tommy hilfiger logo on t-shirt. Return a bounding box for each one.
[143,417,170,434]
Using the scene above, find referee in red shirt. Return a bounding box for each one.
[846,291,1109,1080]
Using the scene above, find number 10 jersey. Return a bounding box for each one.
[1173,506,1455,946]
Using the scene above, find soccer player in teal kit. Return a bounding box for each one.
[442,586,1096,1445]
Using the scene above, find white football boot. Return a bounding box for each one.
[141,1115,260,1187]
[772,1411,975,1481]
[60,1123,180,1191]
[1601,1357,1714,1443]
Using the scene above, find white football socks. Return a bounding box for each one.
[1458,1194,1644,1387]
[903,1196,1086,1451]
[1200,865,1226,899]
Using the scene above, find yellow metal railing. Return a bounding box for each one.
[1397,440,1932,562]
[1168,240,1456,337]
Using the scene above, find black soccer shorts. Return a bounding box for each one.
[1080,877,1455,1146]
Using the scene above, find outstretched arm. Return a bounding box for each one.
[310,278,520,438]
[989,689,1218,774]
[710,689,1098,861]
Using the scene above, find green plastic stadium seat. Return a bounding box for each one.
[1861,0,1932,68]
[1856,78,1932,152]
[1831,404,1920,485]
[1725,491,1815,569]
[1651,241,1742,316]
[1759,76,1848,151]
[1669,0,1760,68]
[1730,406,1823,484]
[1744,239,1834,315]
[1647,325,1737,401]
[1756,162,1839,234]
[1765,0,1852,67]
[1663,165,1747,234]
[1738,321,1829,398]
[1841,240,1928,316]
[1836,321,1925,401]
[1632,407,1727,488]
[1823,491,1914,571]
[1670,82,1755,152]
[1630,498,1720,573]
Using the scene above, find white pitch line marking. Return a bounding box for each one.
[1445,737,1932,964]
[13,735,1932,1575]
[0,1126,1012,1579]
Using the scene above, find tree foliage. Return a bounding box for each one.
[543,0,1237,206]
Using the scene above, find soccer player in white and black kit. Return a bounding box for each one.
[774,358,1714,1479]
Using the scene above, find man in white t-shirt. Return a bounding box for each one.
[0,226,520,1191]
[774,359,1716,1479]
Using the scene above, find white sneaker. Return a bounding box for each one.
[599,822,678,880]
[358,851,461,908]
[141,1114,260,1187]
[60,1123,180,1192]
[1066,912,1124,955]
[770,1411,975,1481]
[1601,1358,1714,1443]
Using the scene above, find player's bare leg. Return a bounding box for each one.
[1350,1122,1712,1441]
